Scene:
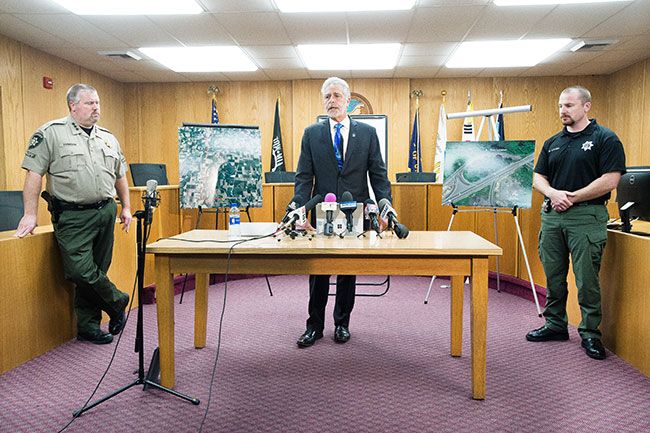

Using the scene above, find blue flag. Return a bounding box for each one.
[211,95,219,124]
[408,108,421,172]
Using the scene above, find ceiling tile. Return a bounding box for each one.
[221,70,273,81]
[256,57,304,69]
[148,14,234,45]
[200,0,275,13]
[407,6,484,42]
[242,45,298,59]
[402,42,457,56]
[262,69,311,80]
[215,12,290,45]
[435,67,482,78]
[350,70,395,79]
[281,13,347,44]
[0,0,67,13]
[0,14,71,48]
[565,60,631,76]
[584,1,650,38]
[398,55,446,68]
[465,4,552,40]
[15,13,126,48]
[346,11,413,43]
[394,66,441,78]
[83,16,180,47]
[527,2,631,39]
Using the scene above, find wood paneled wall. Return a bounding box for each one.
[0,32,648,298]
[0,34,125,202]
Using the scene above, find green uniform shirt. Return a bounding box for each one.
[21,115,127,204]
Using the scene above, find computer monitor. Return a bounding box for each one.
[129,163,169,187]
[616,166,650,233]
[0,191,24,232]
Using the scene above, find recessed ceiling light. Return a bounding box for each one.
[494,0,630,6]
[297,44,401,70]
[446,39,571,68]
[51,0,202,15]
[139,47,257,72]
[274,0,415,13]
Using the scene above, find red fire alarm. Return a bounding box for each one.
[42,76,53,89]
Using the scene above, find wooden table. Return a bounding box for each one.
[147,230,502,399]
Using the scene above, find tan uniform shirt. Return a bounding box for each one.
[21,115,127,204]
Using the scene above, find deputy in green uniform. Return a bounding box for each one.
[526,85,626,360]
[15,83,132,345]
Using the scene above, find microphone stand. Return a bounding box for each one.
[73,201,199,417]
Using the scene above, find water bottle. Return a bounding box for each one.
[228,203,241,239]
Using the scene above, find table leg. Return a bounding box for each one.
[155,255,175,388]
[471,257,489,400]
[194,273,209,348]
[450,275,464,357]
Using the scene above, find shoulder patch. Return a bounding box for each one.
[28,131,44,149]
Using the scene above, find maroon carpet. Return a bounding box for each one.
[0,276,648,433]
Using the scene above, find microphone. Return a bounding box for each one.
[364,199,381,234]
[142,179,159,225]
[281,194,323,230]
[322,193,338,236]
[281,198,299,224]
[339,191,357,234]
[378,198,409,239]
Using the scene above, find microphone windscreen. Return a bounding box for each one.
[304,194,323,211]
[394,223,410,239]
[378,198,391,211]
[146,179,158,194]
[341,191,353,202]
[324,193,337,203]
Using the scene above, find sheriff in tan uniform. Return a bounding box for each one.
[15,83,132,345]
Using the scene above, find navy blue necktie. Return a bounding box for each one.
[333,123,344,171]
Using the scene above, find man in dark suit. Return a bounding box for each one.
[294,77,392,348]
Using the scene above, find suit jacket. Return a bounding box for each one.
[294,117,391,205]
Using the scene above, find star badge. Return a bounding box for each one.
[581,140,594,151]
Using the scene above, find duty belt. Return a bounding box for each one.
[54,197,112,211]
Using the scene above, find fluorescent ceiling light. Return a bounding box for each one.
[446,39,571,68]
[274,0,415,13]
[495,0,630,6]
[298,44,401,70]
[51,0,202,15]
[139,47,257,72]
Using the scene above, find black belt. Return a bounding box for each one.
[575,200,606,206]
[54,197,112,211]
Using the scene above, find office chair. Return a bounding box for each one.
[129,163,169,187]
[0,191,24,232]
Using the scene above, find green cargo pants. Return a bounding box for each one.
[53,199,125,334]
[538,204,609,339]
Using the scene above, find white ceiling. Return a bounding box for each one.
[0,0,649,82]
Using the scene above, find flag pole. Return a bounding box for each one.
[410,89,423,172]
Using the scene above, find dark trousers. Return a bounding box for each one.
[538,205,608,339]
[53,200,125,334]
[306,275,356,331]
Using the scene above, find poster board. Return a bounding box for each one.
[178,124,263,209]
[442,140,535,208]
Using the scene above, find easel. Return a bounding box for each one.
[424,96,542,316]
[423,205,542,316]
